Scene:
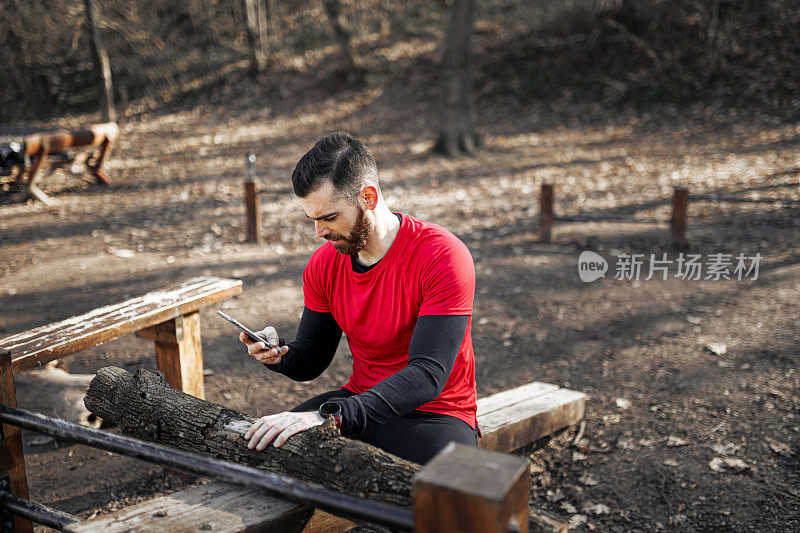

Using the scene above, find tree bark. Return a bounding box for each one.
[321,0,364,82]
[83,0,115,122]
[434,0,480,157]
[243,0,268,74]
[83,367,419,507]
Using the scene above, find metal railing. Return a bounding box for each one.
[0,405,414,531]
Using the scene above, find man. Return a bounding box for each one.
[240,132,478,464]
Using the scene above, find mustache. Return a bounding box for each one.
[324,234,346,241]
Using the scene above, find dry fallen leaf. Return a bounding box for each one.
[711,442,739,455]
[569,514,588,529]
[769,441,792,457]
[560,501,577,514]
[617,437,636,450]
[709,457,750,473]
[615,397,631,409]
[584,502,611,515]
[704,341,728,356]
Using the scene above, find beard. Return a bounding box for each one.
[327,206,371,256]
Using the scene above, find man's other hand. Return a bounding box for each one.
[239,326,289,365]
[245,411,325,449]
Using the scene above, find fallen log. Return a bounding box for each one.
[84,366,562,532]
[83,367,420,507]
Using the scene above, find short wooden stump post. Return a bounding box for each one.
[0,349,32,533]
[671,186,689,247]
[413,442,529,533]
[539,184,554,242]
[244,153,262,244]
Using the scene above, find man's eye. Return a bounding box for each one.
[323,216,336,222]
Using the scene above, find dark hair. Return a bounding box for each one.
[291,132,378,201]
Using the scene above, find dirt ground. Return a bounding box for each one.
[1,52,799,531]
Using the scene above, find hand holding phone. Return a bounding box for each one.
[217,310,288,364]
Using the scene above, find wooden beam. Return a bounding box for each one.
[63,482,314,533]
[135,320,182,344]
[302,510,355,533]
[478,388,586,452]
[0,350,32,533]
[476,382,559,416]
[1,276,242,374]
[152,312,205,400]
[414,442,529,533]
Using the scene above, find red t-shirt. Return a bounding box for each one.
[302,213,477,428]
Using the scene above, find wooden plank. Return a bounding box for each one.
[302,510,355,533]
[64,482,313,533]
[153,312,205,400]
[476,382,559,416]
[414,442,529,533]
[0,276,242,373]
[135,319,182,343]
[0,350,33,533]
[478,389,586,452]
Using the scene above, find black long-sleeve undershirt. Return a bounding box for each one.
[265,307,469,436]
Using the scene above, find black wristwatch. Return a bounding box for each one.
[319,402,342,430]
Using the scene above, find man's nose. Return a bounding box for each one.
[315,221,330,239]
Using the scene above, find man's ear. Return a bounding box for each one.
[361,185,378,210]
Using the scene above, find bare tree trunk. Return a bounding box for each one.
[434,0,479,157]
[84,367,419,506]
[83,0,115,122]
[321,0,364,81]
[257,0,270,57]
[244,0,268,74]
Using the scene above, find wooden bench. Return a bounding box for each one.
[0,276,242,399]
[67,382,584,532]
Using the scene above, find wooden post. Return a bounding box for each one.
[244,153,262,244]
[413,442,529,533]
[136,313,205,400]
[0,350,33,533]
[539,183,553,242]
[671,186,688,247]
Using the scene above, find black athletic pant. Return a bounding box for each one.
[292,388,478,465]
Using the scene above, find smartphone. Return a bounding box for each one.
[216,310,279,350]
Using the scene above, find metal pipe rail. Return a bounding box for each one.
[0,405,414,531]
[0,481,78,531]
